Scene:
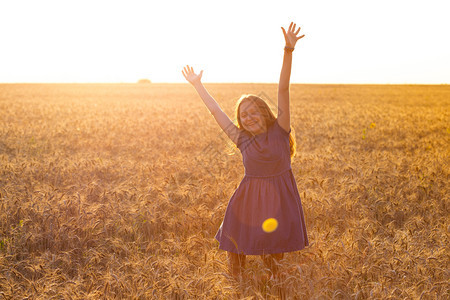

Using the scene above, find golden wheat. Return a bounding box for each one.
[0,83,449,299]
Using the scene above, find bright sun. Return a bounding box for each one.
[0,0,449,84]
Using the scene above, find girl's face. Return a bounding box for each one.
[239,101,266,135]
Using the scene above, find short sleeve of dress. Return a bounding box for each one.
[274,118,291,135]
[236,129,251,149]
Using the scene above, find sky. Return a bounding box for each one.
[0,0,449,84]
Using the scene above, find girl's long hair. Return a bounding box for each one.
[235,94,296,159]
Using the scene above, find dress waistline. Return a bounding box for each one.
[244,168,292,178]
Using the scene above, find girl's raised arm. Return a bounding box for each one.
[182,65,240,145]
[278,22,305,133]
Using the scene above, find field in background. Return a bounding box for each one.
[0,83,448,299]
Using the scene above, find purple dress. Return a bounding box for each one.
[215,119,309,255]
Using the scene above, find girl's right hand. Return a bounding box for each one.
[182,65,203,85]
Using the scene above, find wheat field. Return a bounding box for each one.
[0,83,449,299]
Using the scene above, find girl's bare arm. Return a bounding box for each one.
[182,65,240,145]
[278,22,305,133]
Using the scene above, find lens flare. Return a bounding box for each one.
[262,218,278,233]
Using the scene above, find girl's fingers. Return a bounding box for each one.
[182,66,191,78]
[295,27,301,35]
[288,22,293,31]
[296,34,305,41]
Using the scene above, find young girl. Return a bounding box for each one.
[182,22,309,279]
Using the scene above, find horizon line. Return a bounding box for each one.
[0,81,448,85]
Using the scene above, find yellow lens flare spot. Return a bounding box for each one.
[262,218,278,233]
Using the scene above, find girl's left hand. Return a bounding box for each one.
[281,22,305,48]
